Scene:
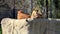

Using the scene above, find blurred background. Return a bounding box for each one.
[0,0,60,34]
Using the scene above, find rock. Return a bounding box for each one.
[1,18,29,34]
[1,18,60,34]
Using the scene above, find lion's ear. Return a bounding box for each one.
[36,10,39,12]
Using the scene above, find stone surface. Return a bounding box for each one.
[1,18,60,34]
[1,18,29,34]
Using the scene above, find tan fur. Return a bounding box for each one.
[17,10,42,19]
[31,10,42,19]
[17,10,30,19]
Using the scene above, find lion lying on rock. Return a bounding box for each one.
[17,9,42,19]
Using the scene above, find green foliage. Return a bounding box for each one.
[35,0,60,18]
[0,25,2,34]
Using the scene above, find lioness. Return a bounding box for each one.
[17,9,42,19]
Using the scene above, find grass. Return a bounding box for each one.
[0,31,2,34]
[0,25,2,34]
